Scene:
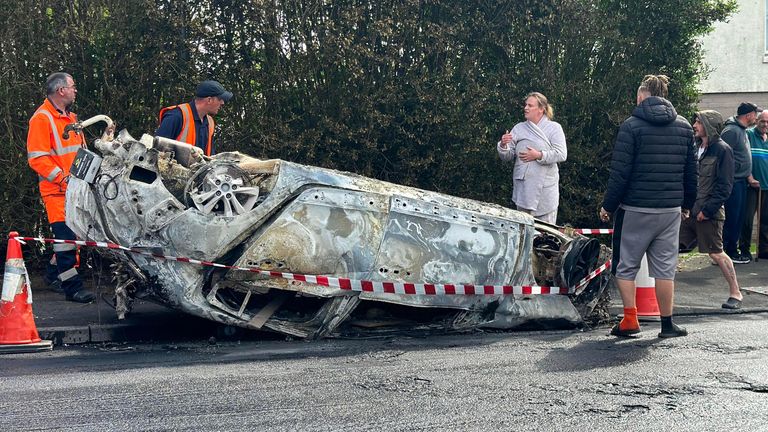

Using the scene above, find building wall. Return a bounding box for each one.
[697,92,768,119]
[698,0,767,114]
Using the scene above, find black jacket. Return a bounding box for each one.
[694,110,733,220]
[602,96,697,212]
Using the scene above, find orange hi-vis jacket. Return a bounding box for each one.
[27,98,86,223]
[158,103,215,156]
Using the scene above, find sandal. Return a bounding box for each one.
[658,323,688,338]
[610,323,641,338]
[721,297,742,310]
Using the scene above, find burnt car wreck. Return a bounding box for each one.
[65,115,611,339]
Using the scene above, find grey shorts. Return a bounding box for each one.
[612,208,680,280]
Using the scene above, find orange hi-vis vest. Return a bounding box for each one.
[27,98,86,199]
[158,103,215,156]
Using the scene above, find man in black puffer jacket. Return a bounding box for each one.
[599,74,697,339]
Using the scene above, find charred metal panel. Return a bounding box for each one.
[358,195,533,309]
[231,187,389,279]
[484,295,582,329]
[65,178,108,241]
[376,195,529,284]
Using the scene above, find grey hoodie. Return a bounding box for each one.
[721,116,752,179]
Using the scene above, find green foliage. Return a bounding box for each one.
[0,0,736,255]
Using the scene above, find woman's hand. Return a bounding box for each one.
[499,130,513,149]
[518,146,542,163]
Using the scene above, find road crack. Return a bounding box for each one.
[708,371,768,393]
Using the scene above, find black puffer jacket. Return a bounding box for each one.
[601,96,697,212]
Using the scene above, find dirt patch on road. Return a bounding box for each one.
[677,253,711,272]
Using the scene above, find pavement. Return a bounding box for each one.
[651,252,768,316]
[26,272,222,346]
[15,253,768,346]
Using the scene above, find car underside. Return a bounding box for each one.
[65,116,612,338]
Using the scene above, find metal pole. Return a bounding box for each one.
[757,189,762,262]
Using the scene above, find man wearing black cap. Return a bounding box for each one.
[156,80,233,156]
[740,109,768,260]
[721,102,759,264]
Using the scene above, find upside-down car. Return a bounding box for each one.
[64,115,611,338]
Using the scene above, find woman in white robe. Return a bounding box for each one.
[496,92,568,224]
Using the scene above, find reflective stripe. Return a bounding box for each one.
[27,150,50,159]
[205,115,215,156]
[56,145,81,155]
[53,243,77,252]
[178,104,193,143]
[33,110,65,154]
[4,265,26,275]
[58,267,78,281]
[45,166,62,182]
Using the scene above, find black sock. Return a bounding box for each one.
[659,315,688,337]
[661,315,674,332]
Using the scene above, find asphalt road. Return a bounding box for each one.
[1,312,767,431]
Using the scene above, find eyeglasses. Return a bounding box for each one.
[59,85,77,91]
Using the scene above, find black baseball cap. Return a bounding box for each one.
[195,80,233,102]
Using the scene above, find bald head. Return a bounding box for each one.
[757,110,768,134]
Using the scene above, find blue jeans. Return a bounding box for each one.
[723,178,747,256]
[50,221,83,296]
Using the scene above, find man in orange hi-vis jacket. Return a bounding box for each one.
[26,72,95,303]
[156,80,233,156]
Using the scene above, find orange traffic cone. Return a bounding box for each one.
[0,232,52,353]
[635,253,660,320]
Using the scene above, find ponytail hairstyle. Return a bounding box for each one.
[638,74,669,98]
[526,92,554,119]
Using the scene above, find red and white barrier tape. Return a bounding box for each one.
[13,236,610,296]
[572,228,613,235]
[574,259,612,291]
[568,227,613,288]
